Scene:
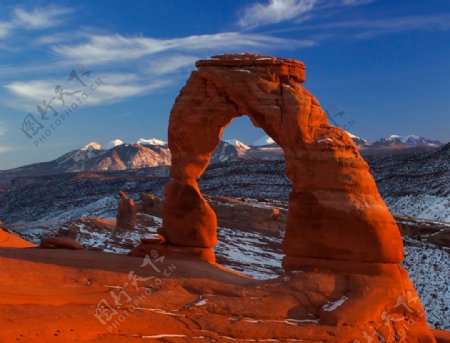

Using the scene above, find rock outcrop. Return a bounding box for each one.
[39,237,84,250]
[0,228,35,248]
[116,191,137,230]
[147,53,435,340]
[161,53,403,263]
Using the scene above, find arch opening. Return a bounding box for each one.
[199,114,288,279]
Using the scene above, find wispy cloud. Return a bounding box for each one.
[147,54,199,75]
[238,0,317,28]
[237,0,375,29]
[52,32,307,65]
[0,146,14,154]
[4,72,172,112]
[12,6,72,29]
[0,5,71,39]
[0,21,13,38]
[3,28,313,111]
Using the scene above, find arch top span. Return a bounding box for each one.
[161,53,404,267]
[196,53,306,84]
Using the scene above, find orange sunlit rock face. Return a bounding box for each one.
[116,191,138,230]
[161,53,403,264]
[0,228,35,248]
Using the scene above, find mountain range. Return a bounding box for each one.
[0,133,445,190]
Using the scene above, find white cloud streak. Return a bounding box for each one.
[4,28,313,111]
[12,6,72,29]
[0,5,71,39]
[237,0,375,29]
[147,54,199,75]
[52,32,308,65]
[238,0,317,28]
[0,21,13,38]
[4,73,172,112]
[0,146,14,154]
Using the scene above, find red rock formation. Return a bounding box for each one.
[153,53,434,340]
[116,191,137,230]
[140,192,162,213]
[139,193,288,235]
[161,53,403,264]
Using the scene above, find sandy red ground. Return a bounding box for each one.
[1,243,449,342]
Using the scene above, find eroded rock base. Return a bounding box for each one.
[0,248,436,342]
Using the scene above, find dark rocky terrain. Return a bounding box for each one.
[1,144,449,227]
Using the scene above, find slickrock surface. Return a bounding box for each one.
[0,248,438,342]
[0,228,35,248]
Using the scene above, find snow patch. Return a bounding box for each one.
[135,138,167,146]
[322,295,348,312]
[387,195,450,222]
[253,135,276,147]
[80,141,102,151]
[224,139,250,150]
[105,139,124,149]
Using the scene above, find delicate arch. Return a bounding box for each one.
[161,54,403,268]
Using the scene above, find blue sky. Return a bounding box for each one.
[0,0,449,169]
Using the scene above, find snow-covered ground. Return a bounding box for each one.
[12,196,117,242]
[402,238,450,329]
[215,227,283,279]
[385,195,450,222]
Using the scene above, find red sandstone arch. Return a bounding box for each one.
[161,53,403,267]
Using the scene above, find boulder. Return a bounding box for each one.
[39,237,83,250]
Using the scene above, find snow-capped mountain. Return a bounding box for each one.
[253,132,370,147]
[372,134,443,148]
[210,140,249,163]
[253,135,276,147]
[135,138,167,146]
[0,138,251,189]
[224,139,250,150]
[80,141,102,151]
[344,131,369,146]
[105,139,124,149]
[0,139,171,189]
[1,133,446,190]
